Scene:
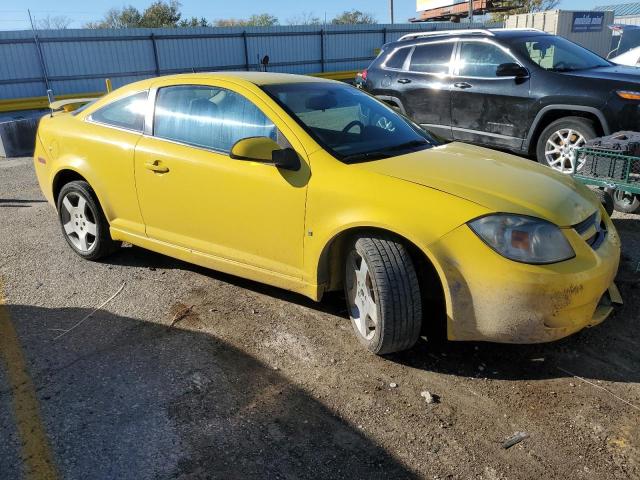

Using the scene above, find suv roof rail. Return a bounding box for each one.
[398,29,494,41]
[491,27,547,33]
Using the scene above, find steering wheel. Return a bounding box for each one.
[342,120,365,134]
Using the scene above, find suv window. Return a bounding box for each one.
[90,91,148,131]
[153,85,277,152]
[384,47,411,70]
[510,35,611,72]
[409,42,454,74]
[458,41,515,77]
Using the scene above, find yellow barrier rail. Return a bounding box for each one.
[0,70,360,113]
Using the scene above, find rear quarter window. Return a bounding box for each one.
[89,91,148,132]
[384,47,411,70]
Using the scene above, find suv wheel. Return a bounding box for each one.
[536,116,597,174]
[57,180,121,260]
[344,235,422,355]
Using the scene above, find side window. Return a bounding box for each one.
[384,47,410,70]
[89,91,148,131]
[409,42,454,74]
[153,85,278,152]
[458,42,516,77]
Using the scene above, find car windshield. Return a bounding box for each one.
[510,35,611,72]
[261,82,439,163]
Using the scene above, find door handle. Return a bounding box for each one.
[397,78,412,84]
[145,160,169,173]
[454,82,472,89]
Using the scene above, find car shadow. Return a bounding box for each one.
[2,304,417,480]
[104,236,639,385]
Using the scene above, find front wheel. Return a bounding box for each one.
[344,235,422,355]
[536,116,597,174]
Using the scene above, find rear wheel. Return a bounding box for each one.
[536,117,597,173]
[344,235,422,355]
[57,180,120,260]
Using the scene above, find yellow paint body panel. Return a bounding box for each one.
[33,72,622,344]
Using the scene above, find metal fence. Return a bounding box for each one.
[0,22,502,100]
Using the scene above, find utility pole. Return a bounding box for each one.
[468,0,473,23]
[389,0,395,24]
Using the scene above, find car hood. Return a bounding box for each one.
[356,142,596,227]
[561,65,640,82]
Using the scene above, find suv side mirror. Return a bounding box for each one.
[496,62,529,79]
[230,137,301,171]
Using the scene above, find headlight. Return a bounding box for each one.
[468,214,575,264]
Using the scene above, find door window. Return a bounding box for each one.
[153,85,278,152]
[89,91,148,131]
[408,42,454,74]
[458,41,518,77]
[384,47,411,70]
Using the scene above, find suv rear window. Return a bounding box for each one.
[384,47,411,70]
[409,42,454,74]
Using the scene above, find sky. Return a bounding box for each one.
[0,0,609,30]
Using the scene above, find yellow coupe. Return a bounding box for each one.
[34,73,621,354]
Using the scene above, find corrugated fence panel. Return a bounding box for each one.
[0,22,503,100]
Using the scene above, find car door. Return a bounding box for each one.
[392,40,455,139]
[450,39,532,150]
[134,81,310,279]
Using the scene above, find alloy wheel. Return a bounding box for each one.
[345,250,379,341]
[544,128,587,173]
[60,192,98,252]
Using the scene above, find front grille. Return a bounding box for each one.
[573,211,606,250]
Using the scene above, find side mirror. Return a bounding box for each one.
[230,137,300,171]
[496,62,529,79]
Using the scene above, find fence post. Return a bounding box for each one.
[32,34,51,93]
[242,31,250,71]
[383,27,388,44]
[150,33,160,75]
[320,29,325,73]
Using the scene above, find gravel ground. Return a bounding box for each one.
[1,157,639,479]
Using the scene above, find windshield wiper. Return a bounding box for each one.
[341,140,430,163]
[383,139,430,151]
[341,151,393,163]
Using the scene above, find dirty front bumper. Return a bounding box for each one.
[429,209,622,343]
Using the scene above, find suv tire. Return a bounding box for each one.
[344,235,422,355]
[536,116,597,173]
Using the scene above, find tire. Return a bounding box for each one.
[591,188,615,217]
[536,116,597,174]
[56,180,120,260]
[609,189,640,214]
[344,235,422,355]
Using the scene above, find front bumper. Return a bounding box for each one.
[429,209,622,343]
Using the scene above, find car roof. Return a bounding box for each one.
[390,28,549,47]
[106,72,336,98]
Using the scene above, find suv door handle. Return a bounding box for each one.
[454,82,472,89]
[397,78,412,84]
[145,160,169,173]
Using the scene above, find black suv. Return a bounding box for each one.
[362,28,640,174]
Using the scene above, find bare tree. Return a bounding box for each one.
[490,0,560,22]
[286,12,322,25]
[36,14,72,29]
